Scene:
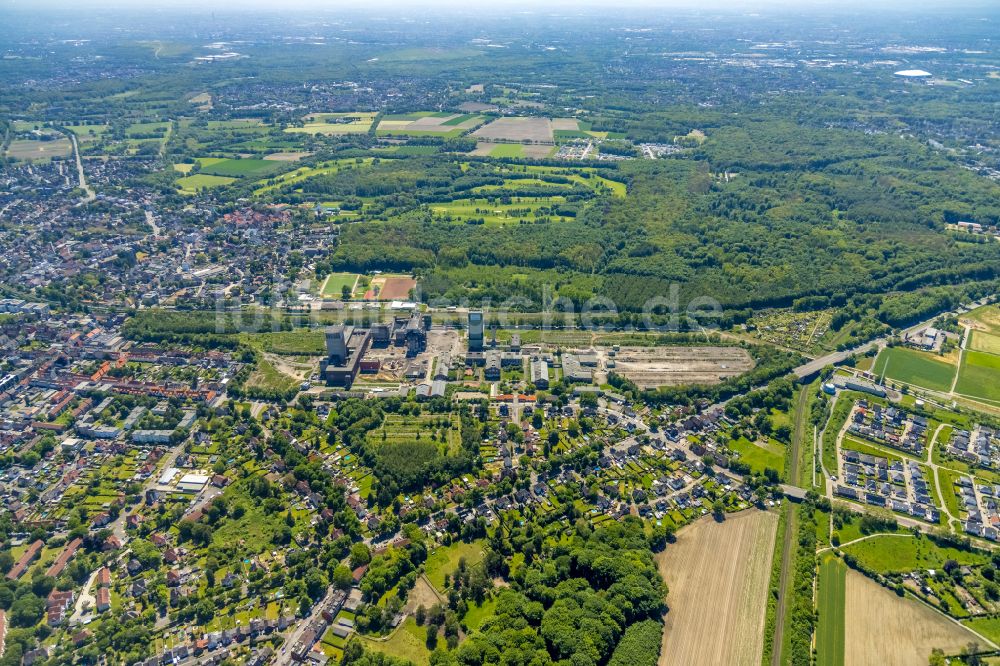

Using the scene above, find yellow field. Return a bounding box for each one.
[656,510,778,666]
[286,112,377,135]
[970,330,1000,356]
[845,570,987,665]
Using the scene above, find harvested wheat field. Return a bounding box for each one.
[844,570,989,666]
[656,510,778,666]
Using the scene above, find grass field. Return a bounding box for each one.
[368,413,462,453]
[125,121,169,137]
[242,331,326,355]
[424,540,485,591]
[463,598,498,631]
[245,355,301,392]
[728,436,785,477]
[962,616,1000,646]
[489,144,525,157]
[321,272,360,298]
[963,304,1000,335]
[816,553,846,666]
[252,158,373,196]
[176,173,236,194]
[845,569,985,665]
[955,350,1000,404]
[872,346,957,392]
[68,123,110,141]
[841,534,988,574]
[356,617,430,665]
[656,510,778,666]
[429,195,575,225]
[197,157,284,178]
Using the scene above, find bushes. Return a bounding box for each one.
[788,503,820,664]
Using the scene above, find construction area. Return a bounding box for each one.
[598,346,755,389]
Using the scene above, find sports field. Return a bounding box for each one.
[656,510,778,666]
[321,272,360,298]
[816,553,846,666]
[872,346,956,392]
[955,350,1000,404]
[844,569,983,665]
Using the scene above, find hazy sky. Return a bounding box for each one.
[2,0,995,11]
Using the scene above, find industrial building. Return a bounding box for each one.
[561,354,593,383]
[321,325,372,388]
[530,357,550,389]
[468,310,484,351]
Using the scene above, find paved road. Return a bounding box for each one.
[67,132,95,203]
[274,587,338,665]
[792,297,992,380]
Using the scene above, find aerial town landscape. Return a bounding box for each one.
[1,1,1000,664]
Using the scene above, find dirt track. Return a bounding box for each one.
[656,510,778,666]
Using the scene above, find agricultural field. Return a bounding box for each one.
[969,330,1000,356]
[376,112,485,138]
[613,346,755,389]
[6,137,72,160]
[657,510,778,666]
[195,157,285,178]
[469,141,556,158]
[365,275,416,301]
[175,173,236,194]
[471,116,590,144]
[816,554,847,666]
[871,346,957,392]
[286,112,377,135]
[955,350,1000,404]
[321,272,361,298]
[844,569,984,665]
